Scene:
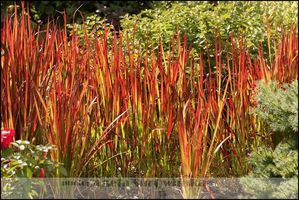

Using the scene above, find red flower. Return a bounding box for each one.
[39,168,45,178]
[1,128,15,149]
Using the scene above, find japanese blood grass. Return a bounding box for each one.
[247,24,298,149]
[170,27,297,198]
[1,3,179,177]
[1,3,130,176]
[1,2,298,183]
[256,25,298,83]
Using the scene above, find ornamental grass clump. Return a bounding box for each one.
[1,2,298,186]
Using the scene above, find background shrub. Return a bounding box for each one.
[120,1,298,60]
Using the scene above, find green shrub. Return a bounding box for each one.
[247,142,298,178]
[1,140,66,178]
[66,14,107,39]
[239,142,298,199]
[252,80,298,139]
[1,1,155,25]
[120,1,298,59]
[66,1,298,70]
[240,80,298,198]
[239,177,298,199]
[1,140,68,198]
